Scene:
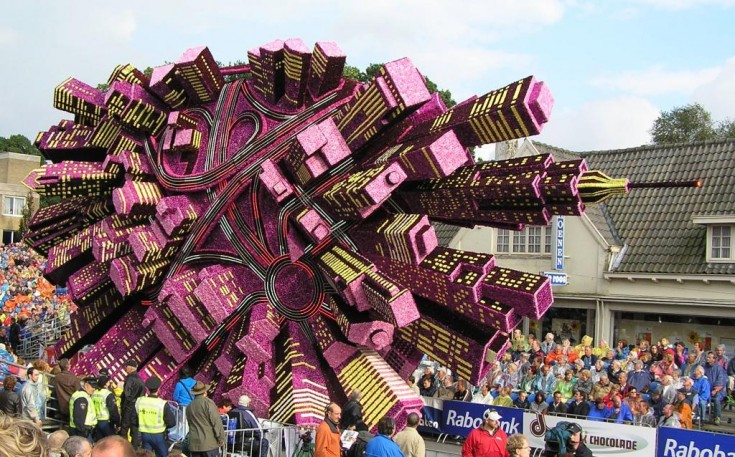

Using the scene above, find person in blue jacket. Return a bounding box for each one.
[609,395,634,424]
[692,366,711,421]
[586,397,612,422]
[365,416,404,457]
[173,367,196,407]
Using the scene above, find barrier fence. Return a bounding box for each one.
[419,398,735,456]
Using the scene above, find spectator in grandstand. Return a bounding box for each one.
[673,342,688,367]
[657,404,681,428]
[614,340,629,361]
[548,391,566,415]
[419,377,436,397]
[20,366,45,426]
[660,375,676,405]
[517,367,535,394]
[0,327,9,349]
[590,374,612,401]
[587,397,612,422]
[493,386,513,407]
[574,370,593,398]
[393,412,425,457]
[579,346,597,370]
[651,353,677,382]
[589,360,605,383]
[435,374,456,400]
[173,366,196,408]
[681,352,700,378]
[513,391,530,410]
[532,365,556,397]
[530,391,548,415]
[567,390,589,418]
[454,379,472,402]
[692,341,707,366]
[692,366,711,421]
[407,376,420,395]
[607,360,624,385]
[556,370,576,403]
[0,411,47,457]
[628,361,652,393]
[704,351,727,425]
[727,355,735,404]
[472,384,494,405]
[714,344,728,370]
[434,367,449,390]
[0,375,20,416]
[8,317,20,351]
[55,358,80,424]
[634,400,657,427]
[674,388,693,429]
[540,333,556,355]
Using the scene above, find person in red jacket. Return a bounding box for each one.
[315,403,341,457]
[462,409,509,457]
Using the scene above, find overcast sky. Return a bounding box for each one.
[1,0,733,153]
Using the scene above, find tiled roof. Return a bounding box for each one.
[578,139,735,275]
[432,222,462,247]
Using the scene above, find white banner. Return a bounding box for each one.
[523,412,657,457]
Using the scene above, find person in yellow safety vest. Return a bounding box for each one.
[134,376,175,457]
[93,374,121,440]
[69,377,98,439]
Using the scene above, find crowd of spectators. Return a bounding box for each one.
[0,243,72,364]
[411,329,735,429]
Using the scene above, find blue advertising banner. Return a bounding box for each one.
[657,426,735,457]
[418,397,443,434]
[441,401,523,438]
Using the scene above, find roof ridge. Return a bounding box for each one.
[578,138,735,156]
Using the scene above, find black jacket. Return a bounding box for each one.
[0,388,21,417]
[567,401,591,418]
[121,373,146,412]
[340,399,365,430]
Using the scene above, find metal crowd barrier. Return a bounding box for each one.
[218,423,305,457]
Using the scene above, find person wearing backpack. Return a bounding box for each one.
[173,367,196,407]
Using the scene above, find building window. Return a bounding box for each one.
[710,225,732,260]
[497,225,552,254]
[2,196,25,217]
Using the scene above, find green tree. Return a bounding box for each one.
[0,134,41,156]
[18,192,36,239]
[343,63,456,108]
[650,103,735,144]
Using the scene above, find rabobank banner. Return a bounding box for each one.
[657,426,735,457]
[441,401,523,438]
[523,412,656,457]
[418,396,443,434]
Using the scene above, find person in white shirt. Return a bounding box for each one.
[471,384,494,405]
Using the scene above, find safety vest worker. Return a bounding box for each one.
[69,377,98,438]
[135,376,176,457]
[92,374,121,438]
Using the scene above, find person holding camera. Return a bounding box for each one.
[461,409,508,457]
[543,422,593,457]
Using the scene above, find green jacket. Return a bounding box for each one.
[185,395,225,452]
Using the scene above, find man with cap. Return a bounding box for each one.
[135,376,175,457]
[93,374,121,440]
[186,380,225,457]
[119,360,146,447]
[461,409,509,457]
[228,394,268,457]
[69,376,98,439]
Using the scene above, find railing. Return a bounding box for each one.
[15,315,70,362]
[216,423,304,457]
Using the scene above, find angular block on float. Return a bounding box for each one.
[349,214,437,265]
[156,195,199,238]
[294,208,330,242]
[174,46,225,105]
[283,38,312,108]
[149,64,187,109]
[235,302,280,364]
[307,41,346,98]
[285,117,351,186]
[259,159,294,203]
[112,179,163,217]
[319,163,407,220]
